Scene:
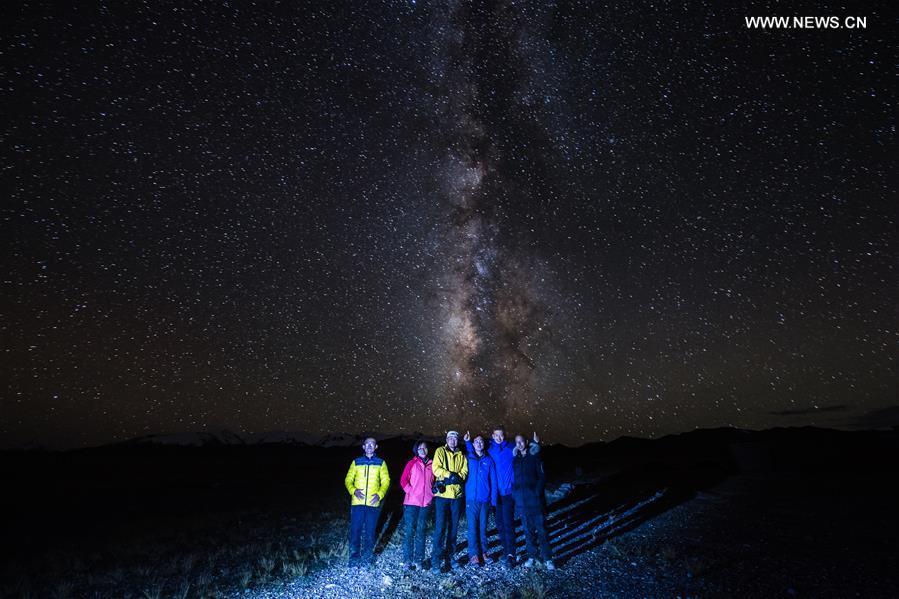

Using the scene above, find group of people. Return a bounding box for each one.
[343,426,555,573]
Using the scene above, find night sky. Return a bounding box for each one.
[2,1,895,448]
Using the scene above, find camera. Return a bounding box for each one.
[432,472,462,494]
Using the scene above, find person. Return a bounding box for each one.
[344,437,390,567]
[431,430,469,573]
[399,440,434,570]
[464,435,498,566]
[466,427,540,568]
[512,434,555,570]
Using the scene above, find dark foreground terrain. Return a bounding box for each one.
[1,427,897,598]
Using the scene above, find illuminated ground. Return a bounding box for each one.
[239,471,898,598]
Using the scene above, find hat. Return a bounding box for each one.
[446,430,460,439]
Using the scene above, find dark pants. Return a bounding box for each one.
[431,497,462,565]
[495,493,516,558]
[521,508,552,561]
[402,504,430,563]
[349,505,380,564]
[466,501,490,559]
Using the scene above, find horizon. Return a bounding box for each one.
[5,417,898,452]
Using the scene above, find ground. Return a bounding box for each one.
[237,470,898,598]
[1,429,896,598]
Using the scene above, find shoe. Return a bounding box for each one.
[439,563,451,574]
[468,555,480,566]
[523,558,535,568]
[481,553,493,564]
[450,559,462,570]
[504,556,515,569]
[408,562,418,571]
[545,560,556,571]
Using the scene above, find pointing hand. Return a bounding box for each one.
[533,431,540,444]
[464,431,471,442]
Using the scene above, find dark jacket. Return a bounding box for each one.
[511,446,545,515]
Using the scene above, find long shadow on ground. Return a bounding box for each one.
[372,459,731,567]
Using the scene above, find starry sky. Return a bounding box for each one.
[2,1,895,448]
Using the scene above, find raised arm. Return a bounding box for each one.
[463,431,475,457]
[464,440,476,457]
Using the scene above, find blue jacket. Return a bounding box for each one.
[464,451,498,506]
[466,439,539,497]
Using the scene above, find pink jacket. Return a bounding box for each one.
[400,456,434,507]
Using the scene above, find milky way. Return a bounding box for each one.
[424,1,563,426]
[1,1,894,448]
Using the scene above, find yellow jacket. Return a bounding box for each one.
[432,446,468,499]
[345,455,390,507]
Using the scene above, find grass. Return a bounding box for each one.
[281,557,308,577]
[173,580,191,599]
[0,507,350,599]
[519,574,549,599]
[51,581,74,599]
[140,584,162,599]
[238,569,252,589]
[438,577,467,598]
